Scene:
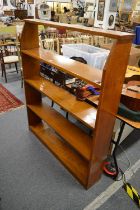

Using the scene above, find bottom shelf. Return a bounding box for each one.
[30,122,88,187]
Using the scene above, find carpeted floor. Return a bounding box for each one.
[98,169,140,210]
[0,83,23,114]
[0,108,113,210]
[0,106,140,210]
[0,78,140,210]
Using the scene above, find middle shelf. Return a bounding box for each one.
[25,77,97,129]
[28,103,92,161]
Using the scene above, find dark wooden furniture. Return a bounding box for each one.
[21,19,134,189]
[14,9,27,20]
[0,43,19,82]
[4,10,14,16]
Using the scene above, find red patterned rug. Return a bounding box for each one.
[0,84,24,114]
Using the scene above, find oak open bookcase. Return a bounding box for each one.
[21,19,134,189]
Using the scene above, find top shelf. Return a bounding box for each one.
[22,48,102,87]
[25,19,134,40]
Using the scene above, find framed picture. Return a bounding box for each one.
[109,0,117,12]
[108,15,114,26]
[97,0,105,21]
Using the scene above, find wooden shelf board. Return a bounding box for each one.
[22,48,102,88]
[25,77,97,129]
[28,103,92,161]
[24,19,134,40]
[117,115,140,129]
[30,123,88,186]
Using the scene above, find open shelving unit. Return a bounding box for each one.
[25,77,97,129]
[21,20,134,189]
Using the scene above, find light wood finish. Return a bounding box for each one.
[4,10,14,16]
[22,48,102,88]
[21,55,40,80]
[21,20,134,189]
[117,115,140,129]
[0,42,15,47]
[80,93,140,129]
[25,77,97,129]
[20,23,39,50]
[100,44,140,67]
[30,123,88,186]
[24,19,134,40]
[28,103,92,161]
[87,39,132,188]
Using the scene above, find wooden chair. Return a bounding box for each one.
[6,42,18,55]
[39,37,55,52]
[46,31,58,39]
[0,45,19,83]
[43,38,55,51]
[56,37,77,54]
[80,35,91,45]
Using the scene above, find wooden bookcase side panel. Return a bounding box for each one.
[87,39,132,187]
[20,22,39,50]
[27,107,42,126]
[24,83,42,127]
[24,82,42,105]
[93,39,132,157]
[99,39,132,114]
[22,54,40,80]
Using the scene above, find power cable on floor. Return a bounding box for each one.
[104,143,140,207]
